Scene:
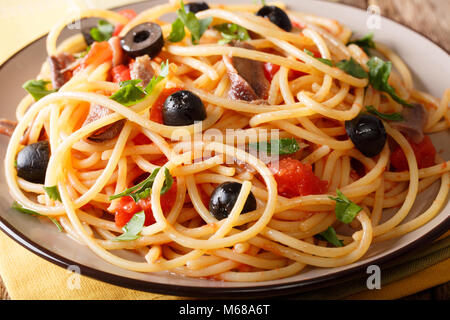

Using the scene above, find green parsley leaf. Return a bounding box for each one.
[315,227,344,247]
[12,201,63,232]
[366,105,403,121]
[43,185,61,202]
[160,168,174,194]
[145,60,170,94]
[329,189,362,224]
[336,58,368,79]
[23,80,56,101]
[304,49,334,67]
[367,57,412,107]
[113,211,145,241]
[214,23,250,45]
[110,79,146,106]
[168,1,212,44]
[110,61,169,106]
[348,33,375,55]
[89,20,114,42]
[168,17,186,42]
[109,167,173,202]
[249,138,301,156]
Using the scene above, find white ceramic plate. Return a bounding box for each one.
[0,0,449,298]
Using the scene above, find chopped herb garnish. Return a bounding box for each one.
[23,80,57,101]
[113,211,145,241]
[249,138,301,156]
[89,20,114,42]
[12,201,63,232]
[304,49,334,67]
[213,23,250,45]
[336,58,368,79]
[329,189,362,224]
[109,167,173,202]
[168,17,186,42]
[110,79,146,106]
[366,105,403,121]
[145,60,170,94]
[315,227,344,247]
[44,185,61,202]
[110,60,169,106]
[367,57,412,107]
[168,0,212,44]
[348,33,375,55]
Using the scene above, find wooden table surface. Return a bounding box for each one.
[1,0,449,300]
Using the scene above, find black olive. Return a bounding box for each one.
[16,141,50,184]
[80,19,101,46]
[185,2,210,13]
[256,6,292,32]
[209,182,257,221]
[120,22,164,59]
[345,114,387,157]
[81,27,95,46]
[162,90,207,126]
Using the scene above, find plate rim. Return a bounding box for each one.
[0,0,449,298]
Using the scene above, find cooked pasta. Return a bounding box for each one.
[3,0,449,282]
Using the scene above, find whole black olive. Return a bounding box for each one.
[345,114,387,157]
[16,141,50,184]
[120,22,164,59]
[185,2,210,13]
[256,6,292,32]
[162,90,207,126]
[209,182,257,221]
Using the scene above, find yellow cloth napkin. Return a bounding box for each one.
[0,0,449,300]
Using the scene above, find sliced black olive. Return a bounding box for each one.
[16,141,50,184]
[120,22,164,59]
[345,114,387,157]
[185,2,210,13]
[256,6,292,32]
[162,90,207,126]
[80,19,100,46]
[209,182,257,221]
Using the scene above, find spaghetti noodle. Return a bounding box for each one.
[3,0,450,282]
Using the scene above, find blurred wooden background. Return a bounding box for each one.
[0,0,449,300]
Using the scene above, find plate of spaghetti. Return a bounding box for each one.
[0,0,449,297]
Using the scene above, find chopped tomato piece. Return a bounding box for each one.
[113,24,124,37]
[132,133,151,145]
[268,157,328,198]
[114,197,141,228]
[263,62,280,82]
[114,181,177,228]
[390,135,436,171]
[111,64,131,83]
[118,9,137,20]
[82,41,113,68]
[150,87,183,124]
[289,69,308,80]
[306,47,321,58]
[292,21,306,29]
[113,9,137,36]
[152,156,169,166]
